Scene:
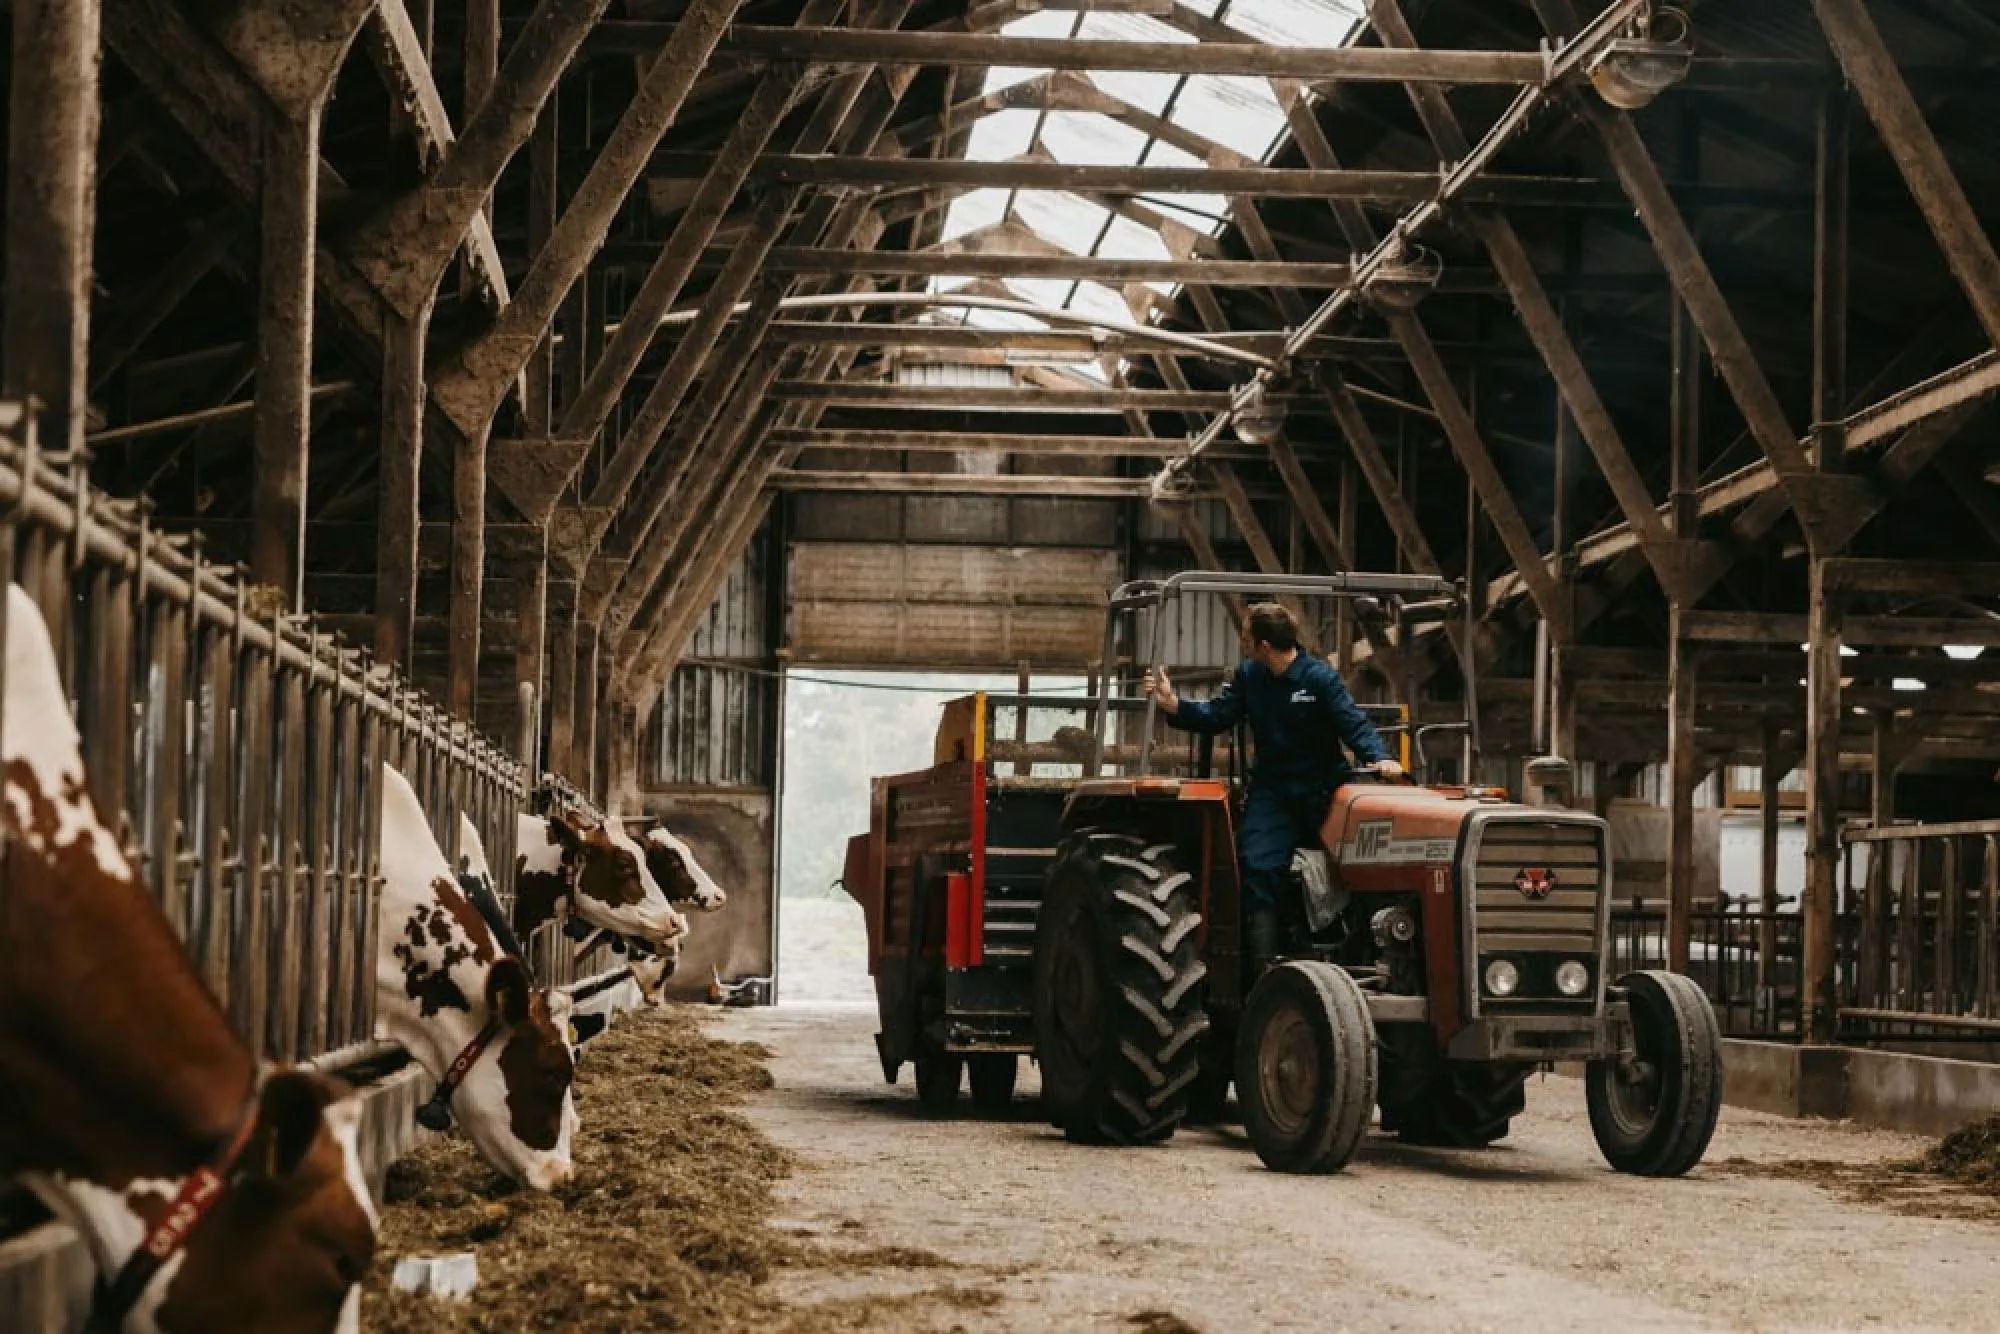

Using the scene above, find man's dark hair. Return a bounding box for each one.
[1246,602,1300,652]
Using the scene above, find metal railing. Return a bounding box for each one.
[1609,899,1830,1039]
[0,409,537,1066]
[1840,820,2000,1039]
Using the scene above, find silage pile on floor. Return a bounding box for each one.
[1720,1114,2000,1223]
[364,1006,792,1331]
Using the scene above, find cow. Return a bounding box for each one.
[638,823,728,912]
[513,809,688,957]
[376,766,578,1191]
[0,583,377,1334]
[454,814,524,959]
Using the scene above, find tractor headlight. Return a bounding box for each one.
[1484,958,1520,997]
[1555,960,1591,997]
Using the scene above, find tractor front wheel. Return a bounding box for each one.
[1586,970,1723,1176]
[1033,832,1209,1145]
[1236,961,1377,1174]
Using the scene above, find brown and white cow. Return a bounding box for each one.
[0,584,377,1334]
[376,766,578,1190]
[513,809,688,956]
[638,823,727,913]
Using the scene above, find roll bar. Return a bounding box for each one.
[1087,570,1471,776]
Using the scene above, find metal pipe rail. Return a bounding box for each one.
[0,410,564,1065]
[1839,821,2000,1036]
[1153,0,1653,494]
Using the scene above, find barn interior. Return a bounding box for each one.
[7,0,2000,1067]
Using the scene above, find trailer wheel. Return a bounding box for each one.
[1236,961,1376,1174]
[1587,970,1722,1177]
[968,1053,1018,1112]
[915,1054,963,1113]
[1034,831,1208,1145]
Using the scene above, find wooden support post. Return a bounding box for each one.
[523,104,558,438]
[1812,83,1850,464]
[449,419,489,720]
[1757,718,1785,996]
[374,297,433,669]
[1212,463,1316,651]
[546,580,578,776]
[516,542,549,769]
[577,621,600,800]
[3,0,99,453]
[1336,460,1358,671]
[1812,0,2000,349]
[1802,559,1844,1043]
[1666,606,1698,975]
[250,111,321,608]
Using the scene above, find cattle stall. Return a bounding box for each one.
[0,417,617,1325]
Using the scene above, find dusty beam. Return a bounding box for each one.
[767,470,1155,497]
[591,24,1547,81]
[343,0,612,321]
[1812,0,2000,349]
[751,246,1356,285]
[3,0,100,454]
[426,0,744,440]
[646,152,1603,205]
[769,428,1265,456]
[770,382,1302,410]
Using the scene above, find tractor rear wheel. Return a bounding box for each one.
[1033,831,1208,1145]
[968,1053,1018,1112]
[914,1054,963,1113]
[1236,961,1376,1174]
[1587,970,1723,1177]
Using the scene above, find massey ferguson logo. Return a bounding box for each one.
[1514,867,1558,900]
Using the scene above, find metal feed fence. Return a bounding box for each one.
[0,406,581,1069]
[1840,820,2000,1041]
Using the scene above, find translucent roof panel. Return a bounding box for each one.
[1174,75,1287,160]
[1012,191,1112,254]
[1222,0,1364,47]
[934,0,1362,329]
[1040,111,1151,167]
[940,188,1008,242]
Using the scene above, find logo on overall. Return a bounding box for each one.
[1513,867,1558,900]
[1289,689,1313,704]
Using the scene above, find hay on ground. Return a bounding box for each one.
[362,1006,997,1332]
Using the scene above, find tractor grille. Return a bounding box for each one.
[1470,817,1605,961]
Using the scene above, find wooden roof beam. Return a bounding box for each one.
[587,25,1549,81]
[644,152,1609,205]
[746,245,1356,285]
[425,0,741,442]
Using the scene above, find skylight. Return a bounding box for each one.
[929,0,1365,341]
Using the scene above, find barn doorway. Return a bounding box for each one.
[776,668,1087,1003]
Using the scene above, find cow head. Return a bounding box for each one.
[377,769,578,1191]
[640,824,727,912]
[455,959,578,1191]
[140,1071,379,1334]
[0,584,375,1334]
[545,813,688,955]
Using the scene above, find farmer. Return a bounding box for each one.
[1143,602,1401,974]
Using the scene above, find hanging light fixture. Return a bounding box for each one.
[1587,5,1693,110]
[1233,376,1287,445]
[1361,238,1444,312]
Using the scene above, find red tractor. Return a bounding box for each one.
[1034,571,1723,1176]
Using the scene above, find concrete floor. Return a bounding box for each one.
[719,1004,2000,1334]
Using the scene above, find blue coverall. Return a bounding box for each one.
[1165,653,1391,919]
